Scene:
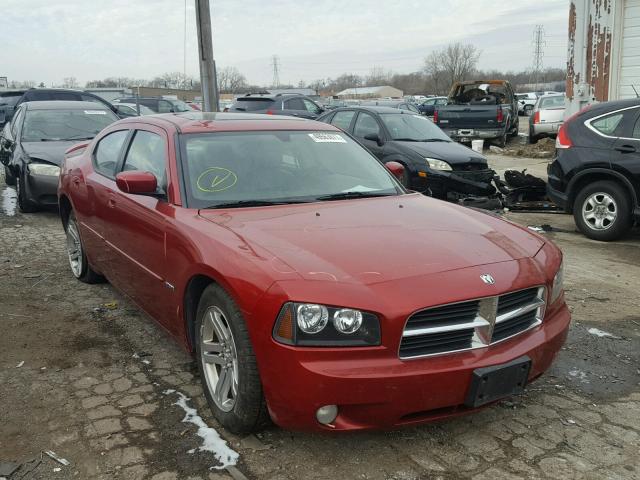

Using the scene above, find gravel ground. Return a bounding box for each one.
[1,165,639,480]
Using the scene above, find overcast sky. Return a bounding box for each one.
[2,0,570,86]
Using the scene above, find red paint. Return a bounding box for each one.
[58,113,570,431]
[115,171,157,194]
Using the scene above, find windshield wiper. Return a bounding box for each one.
[60,135,95,141]
[204,199,310,209]
[316,191,395,201]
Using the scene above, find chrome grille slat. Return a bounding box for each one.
[399,286,546,360]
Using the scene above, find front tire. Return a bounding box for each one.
[195,284,269,434]
[65,212,104,283]
[4,166,16,186]
[16,170,38,213]
[573,181,633,241]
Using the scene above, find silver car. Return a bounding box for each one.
[529,94,565,143]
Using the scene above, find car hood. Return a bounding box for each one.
[394,140,487,166]
[198,194,544,285]
[21,141,81,166]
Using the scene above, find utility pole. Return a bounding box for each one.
[532,25,545,91]
[195,0,219,111]
[271,55,280,88]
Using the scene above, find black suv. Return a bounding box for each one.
[0,89,118,126]
[115,97,192,113]
[227,93,324,119]
[547,98,640,241]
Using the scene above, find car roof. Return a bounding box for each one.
[112,112,340,134]
[22,100,112,110]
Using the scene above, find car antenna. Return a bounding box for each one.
[631,85,640,98]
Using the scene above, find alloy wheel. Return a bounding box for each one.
[66,220,83,277]
[200,306,238,412]
[582,192,617,231]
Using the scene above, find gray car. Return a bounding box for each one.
[529,94,565,144]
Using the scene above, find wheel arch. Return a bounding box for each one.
[566,169,638,213]
[183,274,218,353]
[59,194,73,229]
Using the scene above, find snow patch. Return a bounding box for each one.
[568,368,589,383]
[164,389,239,469]
[2,187,17,217]
[587,327,619,339]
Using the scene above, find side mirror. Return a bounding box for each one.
[364,133,383,146]
[385,161,405,182]
[115,171,158,195]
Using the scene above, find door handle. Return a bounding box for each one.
[615,144,636,153]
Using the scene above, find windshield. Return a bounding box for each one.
[380,114,451,142]
[180,130,401,208]
[22,108,118,142]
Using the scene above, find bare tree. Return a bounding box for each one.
[217,67,247,94]
[365,66,393,86]
[424,42,481,94]
[62,77,79,88]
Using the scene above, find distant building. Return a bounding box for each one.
[566,0,640,115]
[335,85,403,99]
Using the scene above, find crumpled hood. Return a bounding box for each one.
[198,194,544,285]
[21,141,79,166]
[395,140,487,166]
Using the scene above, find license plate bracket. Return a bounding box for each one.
[458,129,475,136]
[464,356,531,408]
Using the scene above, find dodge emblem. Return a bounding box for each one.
[480,274,495,285]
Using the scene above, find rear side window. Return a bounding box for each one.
[331,111,356,131]
[232,98,274,112]
[591,113,624,136]
[122,131,167,189]
[94,130,128,177]
[285,98,306,110]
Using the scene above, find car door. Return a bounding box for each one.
[352,111,385,159]
[104,126,174,327]
[610,107,640,190]
[82,129,131,271]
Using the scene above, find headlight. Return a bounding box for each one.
[425,157,452,171]
[550,260,564,303]
[273,302,380,346]
[29,163,60,176]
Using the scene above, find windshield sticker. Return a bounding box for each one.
[84,110,107,115]
[308,133,346,143]
[197,167,238,192]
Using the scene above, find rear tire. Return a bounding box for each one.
[573,181,633,241]
[65,211,104,283]
[528,127,539,144]
[4,166,16,186]
[195,284,270,434]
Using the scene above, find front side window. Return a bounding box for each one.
[157,100,173,113]
[181,130,400,208]
[21,108,118,142]
[122,131,167,189]
[11,107,25,137]
[380,113,451,142]
[330,111,355,131]
[94,130,129,177]
[285,98,306,111]
[591,113,624,136]
[353,113,381,138]
[302,99,322,114]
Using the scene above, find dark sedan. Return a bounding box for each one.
[317,106,496,200]
[0,101,119,212]
[360,100,420,113]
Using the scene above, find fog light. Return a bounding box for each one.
[315,404,338,425]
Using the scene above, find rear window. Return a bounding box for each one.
[24,91,82,101]
[231,98,274,112]
[539,96,565,109]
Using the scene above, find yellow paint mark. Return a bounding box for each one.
[196,167,238,192]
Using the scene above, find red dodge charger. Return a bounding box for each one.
[58,112,569,433]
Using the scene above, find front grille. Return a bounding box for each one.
[399,287,546,359]
[450,169,495,183]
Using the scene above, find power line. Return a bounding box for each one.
[271,55,280,88]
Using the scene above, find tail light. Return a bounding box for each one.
[433,109,438,123]
[497,108,504,123]
[556,124,572,149]
[533,110,540,124]
[266,109,274,115]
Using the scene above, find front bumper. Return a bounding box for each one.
[26,171,59,207]
[261,299,570,431]
[546,183,569,211]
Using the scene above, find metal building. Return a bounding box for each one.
[566,0,640,115]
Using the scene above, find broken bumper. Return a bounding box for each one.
[441,128,505,142]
